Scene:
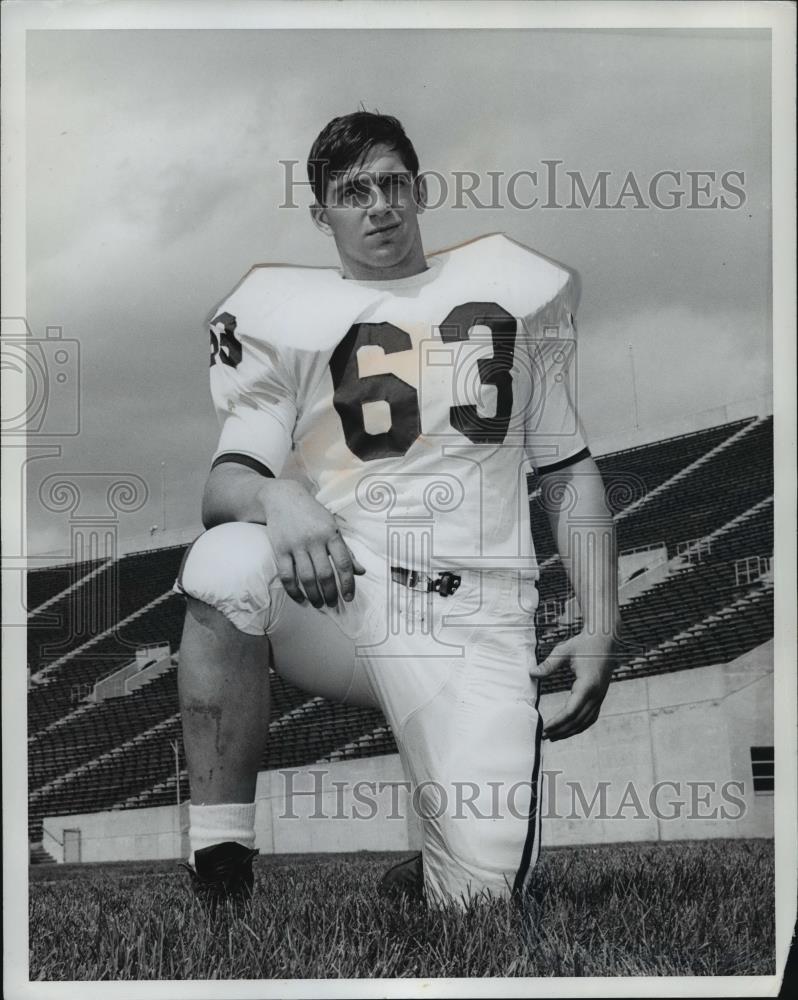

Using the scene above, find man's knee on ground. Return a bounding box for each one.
[177,522,278,636]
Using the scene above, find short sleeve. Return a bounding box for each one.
[208,310,297,477]
[522,271,588,472]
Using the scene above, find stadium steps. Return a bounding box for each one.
[611,415,765,526]
[530,417,763,601]
[28,662,310,804]
[28,544,187,676]
[30,711,180,805]
[27,593,185,737]
[617,577,774,677]
[528,419,753,564]
[616,416,772,553]
[548,494,774,630]
[29,842,57,865]
[31,590,176,685]
[689,494,773,556]
[28,712,183,841]
[317,724,398,764]
[27,699,95,744]
[28,666,182,792]
[27,558,111,616]
[536,571,773,694]
[125,767,189,811]
[261,698,387,772]
[534,491,773,689]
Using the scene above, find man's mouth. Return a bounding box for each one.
[368,223,400,236]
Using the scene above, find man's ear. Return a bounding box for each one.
[413,174,428,216]
[310,202,333,236]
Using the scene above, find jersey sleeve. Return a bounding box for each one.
[522,269,589,472]
[208,310,297,477]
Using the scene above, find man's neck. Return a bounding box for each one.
[340,242,428,281]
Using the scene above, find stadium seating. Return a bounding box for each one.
[28,593,186,736]
[27,415,775,854]
[26,558,106,613]
[28,545,188,677]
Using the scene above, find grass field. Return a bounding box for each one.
[29,839,774,980]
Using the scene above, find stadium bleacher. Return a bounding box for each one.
[27,415,774,855]
[28,545,187,677]
[26,557,106,614]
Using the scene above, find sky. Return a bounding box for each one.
[23,27,772,557]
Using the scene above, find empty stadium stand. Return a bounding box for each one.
[26,558,106,614]
[27,415,774,856]
[28,545,187,677]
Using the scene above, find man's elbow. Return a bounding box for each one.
[200,491,222,530]
[200,469,230,529]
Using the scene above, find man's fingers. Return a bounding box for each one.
[528,645,570,678]
[327,535,357,602]
[293,551,324,609]
[277,555,306,606]
[544,703,599,742]
[309,546,339,607]
[543,682,602,741]
[351,553,367,576]
[543,678,593,733]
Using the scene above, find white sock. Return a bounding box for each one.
[188,802,256,865]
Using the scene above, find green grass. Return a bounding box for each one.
[29,839,774,980]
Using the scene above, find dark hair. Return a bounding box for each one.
[307,111,420,204]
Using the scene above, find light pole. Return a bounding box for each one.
[628,343,640,431]
[160,461,168,533]
[171,738,181,858]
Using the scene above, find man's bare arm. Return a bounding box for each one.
[202,462,364,608]
[202,461,276,529]
[529,454,620,741]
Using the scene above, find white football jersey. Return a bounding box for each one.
[208,234,587,570]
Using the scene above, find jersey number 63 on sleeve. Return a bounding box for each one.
[328,302,516,461]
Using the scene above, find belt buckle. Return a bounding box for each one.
[407,571,429,592]
[437,572,461,597]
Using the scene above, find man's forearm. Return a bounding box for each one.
[202,463,274,528]
[540,456,619,638]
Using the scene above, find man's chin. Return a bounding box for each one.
[359,244,407,269]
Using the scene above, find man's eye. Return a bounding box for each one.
[342,183,369,205]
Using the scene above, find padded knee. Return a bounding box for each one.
[174,522,282,636]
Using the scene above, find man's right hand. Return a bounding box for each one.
[257,479,366,608]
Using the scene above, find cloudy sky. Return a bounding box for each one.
[24,26,771,557]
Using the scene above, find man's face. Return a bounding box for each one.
[311,144,427,281]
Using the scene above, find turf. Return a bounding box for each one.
[29,839,774,980]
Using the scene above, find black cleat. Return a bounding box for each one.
[180,841,258,912]
[378,852,425,904]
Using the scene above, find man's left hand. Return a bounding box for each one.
[529,630,617,742]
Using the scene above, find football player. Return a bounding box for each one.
[175,112,619,908]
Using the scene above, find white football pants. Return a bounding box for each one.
[175,521,544,906]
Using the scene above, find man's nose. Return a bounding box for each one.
[367,184,392,217]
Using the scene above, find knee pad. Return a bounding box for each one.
[174,522,282,635]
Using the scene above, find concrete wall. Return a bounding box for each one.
[254,754,422,855]
[43,801,188,864]
[539,641,773,846]
[42,642,773,862]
